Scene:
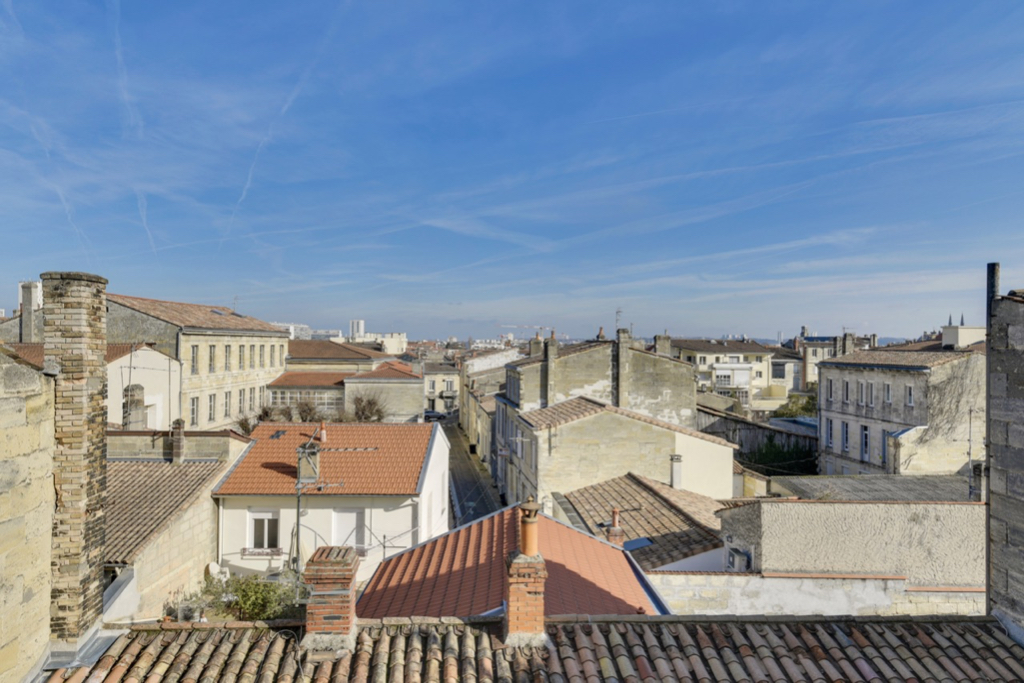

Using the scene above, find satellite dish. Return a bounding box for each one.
[205,562,221,578]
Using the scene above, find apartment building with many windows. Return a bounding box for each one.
[817,330,985,475]
[107,294,289,430]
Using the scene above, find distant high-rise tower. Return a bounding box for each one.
[349,319,365,338]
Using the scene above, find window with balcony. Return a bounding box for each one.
[715,374,731,387]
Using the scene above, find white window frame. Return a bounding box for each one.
[224,391,231,418]
[225,345,232,372]
[884,383,892,404]
[190,397,199,426]
[209,345,216,373]
[208,394,216,422]
[248,511,281,552]
[191,345,199,375]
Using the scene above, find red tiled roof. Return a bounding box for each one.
[288,339,391,360]
[3,342,167,369]
[213,422,435,496]
[53,617,1024,682]
[348,361,421,380]
[359,507,657,618]
[268,371,351,387]
[519,396,737,449]
[108,293,286,334]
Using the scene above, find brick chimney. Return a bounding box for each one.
[43,271,108,645]
[302,546,360,653]
[605,508,625,547]
[170,418,185,463]
[504,498,547,645]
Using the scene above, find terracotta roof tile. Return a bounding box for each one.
[268,371,351,387]
[108,293,286,334]
[3,342,168,369]
[288,339,391,360]
[348,362,421,380]
[57,617,1024,681]
[213,422,435,496]
[106,459,226,564]
[359,507,658,618]
[564,473,722,571]
[519,396,737,449]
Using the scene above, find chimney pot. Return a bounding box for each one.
[670,453,684,490]
[319,421,327,443]
[171,419,185,463]
[605,508,625,547]
[520,496,541,557]
[505,498,548,645]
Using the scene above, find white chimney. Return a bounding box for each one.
[670,454,683,490]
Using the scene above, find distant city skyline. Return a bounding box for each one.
[2,2,1022,339]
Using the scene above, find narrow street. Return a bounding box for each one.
[444,421,502,526]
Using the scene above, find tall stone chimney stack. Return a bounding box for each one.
[20,281,41,343]
[43,272,108,644]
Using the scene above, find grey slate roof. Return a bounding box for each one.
[818,349,973,370]
[771,475,974,502]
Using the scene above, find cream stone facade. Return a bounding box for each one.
[500,402,735,506]
[107,294,289,431]
[423,363,459,413]
[108,345,181,430]
[818,350,985,475]
[666,338,775,409]
[0,351,54,683]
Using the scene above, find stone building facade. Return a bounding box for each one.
[0,348,54,683]
[987,265,1024,637]
[818,347,985,475]
[106,294,288,430]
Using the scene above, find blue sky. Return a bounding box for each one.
[2,2,1023,340]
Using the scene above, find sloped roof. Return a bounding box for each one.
[772,474,974,502]
[518,396,737,449]
[268,372,351,388]
[359,507,658,618]
[671,338,773,355]
[819,349,973,370]
[54,617,1024,682]
[563,473,722,571]
[107,293,285,334]
[106,459,226,564]
[347,361,421,380]
[288,339,391,361]
[213,423,435,496]
[3,342,169,370]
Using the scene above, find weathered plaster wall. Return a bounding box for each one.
[345,379,424,423]
[721,501,985,587]
[650,572,985,617]
[621,348,696,428]
[549,345,614,409]
[0,354,54,683]
[130,487,219,620]
[534,411,732,501]
[107,348,181,431]
[988,291,1024,631]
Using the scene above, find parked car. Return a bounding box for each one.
[424,410,446,422]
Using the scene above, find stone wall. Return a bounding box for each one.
[721,500,985,587]
[131,487,219,619]
[621,347,696,428]
[988,285,1024,632]
[649,572,985,617]
[0,352,54,683]
[107,430,250,460]
[345,379,424,422]
[106,302,179,358]
[697,407,817,456]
